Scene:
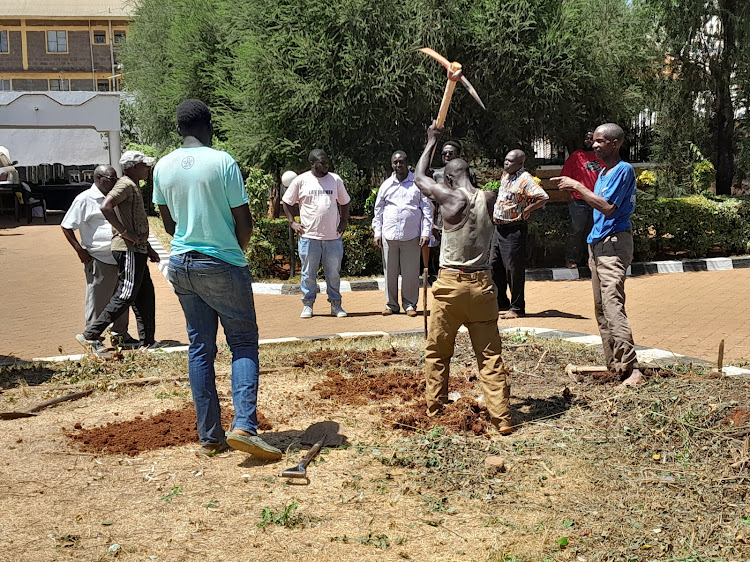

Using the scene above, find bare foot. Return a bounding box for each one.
[501,310,522,319]
[617,369,645,389]
[228,428,253,437]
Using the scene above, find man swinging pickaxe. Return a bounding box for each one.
[419,48,486,127]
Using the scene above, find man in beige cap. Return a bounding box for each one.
[76,150,161,353]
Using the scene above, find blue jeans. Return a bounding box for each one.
[298,237,343,305]
[168,251,260,446]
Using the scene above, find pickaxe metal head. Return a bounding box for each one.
[419,48,487,112]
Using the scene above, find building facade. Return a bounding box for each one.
[0,1,132,92]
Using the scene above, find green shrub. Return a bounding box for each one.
[693,160,716,192]
[243,195,750,278]
[335,158,371,216]
[341,221,381,276]
[245,167,275,220]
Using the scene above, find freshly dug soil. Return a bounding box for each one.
[67,405,272,456]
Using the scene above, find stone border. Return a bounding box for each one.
[147,234,750,294]
[25,326,750,377]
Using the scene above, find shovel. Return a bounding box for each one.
[280,439,324,481]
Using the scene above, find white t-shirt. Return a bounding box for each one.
[281,171,351,240]
[60,185,117,265]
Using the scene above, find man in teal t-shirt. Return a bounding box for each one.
[553,123,643,388]
[153,99,281,461]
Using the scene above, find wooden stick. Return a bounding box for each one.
[435,66,460,128]
[0,390,93,420]
[423,267,429,339]
[718,339,725,374]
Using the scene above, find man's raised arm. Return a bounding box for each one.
[414,122,453,206]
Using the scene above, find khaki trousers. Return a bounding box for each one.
[425,269,510,425]
[589,229,638,377]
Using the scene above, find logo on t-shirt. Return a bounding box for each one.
[181,156,195,170]
[585,161,602,172]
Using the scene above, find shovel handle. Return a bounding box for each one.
[299,440,324,469]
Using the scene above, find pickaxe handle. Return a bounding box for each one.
[435,79,457,129]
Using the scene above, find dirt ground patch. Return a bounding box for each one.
[0,333,748,561]
[67,406,273,456]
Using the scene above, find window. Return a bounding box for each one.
[46,30,67,53]
[48,79,69,91]
[0,80,10,91]
[92,30,107,44]
[0,30,8,53]
[113,31,126,44]
[97,80,110,92]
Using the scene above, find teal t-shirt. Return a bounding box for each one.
[153,146,249,267]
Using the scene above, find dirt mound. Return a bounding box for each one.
[294,348,405,374]
[311,368,424,405]
[387,400,491,435]
[67,405,272,456]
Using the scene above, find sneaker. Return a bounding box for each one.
[331,301,347,318]
[111,333,140,349]
[300,305,313,319]
[225,432,282,461]
[75,333,105,355]
[405,306,418,317]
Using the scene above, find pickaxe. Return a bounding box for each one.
[419,48,486,128]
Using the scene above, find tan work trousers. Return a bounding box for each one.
[589,229,638,378]
[425,269,511,425]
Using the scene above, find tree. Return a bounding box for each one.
[648,0,750,194]
[120,0,655,179]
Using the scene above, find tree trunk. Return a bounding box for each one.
[714,0,738,195]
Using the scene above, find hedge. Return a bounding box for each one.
[245,194,750,279]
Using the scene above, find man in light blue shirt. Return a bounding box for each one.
[372,151,433,316]
[553,123,643,388]
[153,99,281,460]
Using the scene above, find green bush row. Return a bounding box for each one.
[244,218,382,279]
[244,194,750,279]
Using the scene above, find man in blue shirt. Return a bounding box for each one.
[553,123,643,387]
[153,99,282,460]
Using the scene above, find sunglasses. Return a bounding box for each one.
[442,150,456,156]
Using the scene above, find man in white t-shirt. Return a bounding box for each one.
[282,149,351,318]
[61,165,136,348]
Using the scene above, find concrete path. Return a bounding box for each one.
[2,216,749,365]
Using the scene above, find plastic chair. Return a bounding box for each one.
[13,185,47,224]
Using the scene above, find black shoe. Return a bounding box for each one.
[111,333,140,349]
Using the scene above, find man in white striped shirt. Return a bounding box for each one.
[372,151,433,316]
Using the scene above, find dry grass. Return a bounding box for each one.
[0,334,747,561]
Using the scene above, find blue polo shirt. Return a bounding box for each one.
[587,161,636,245]
[153,146,249,267]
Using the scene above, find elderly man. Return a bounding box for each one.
[489,150,549,319]
[561,131,605,268]
[372,151,433,316]
[62,166,138,348]
[553,123,644,387]
[415,122,513,436]
[76,150,160,353]
[282,149,351,319]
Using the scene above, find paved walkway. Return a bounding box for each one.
[2,216,750,365]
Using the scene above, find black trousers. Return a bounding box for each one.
[489,221,527,314]
[84,250,156,345]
